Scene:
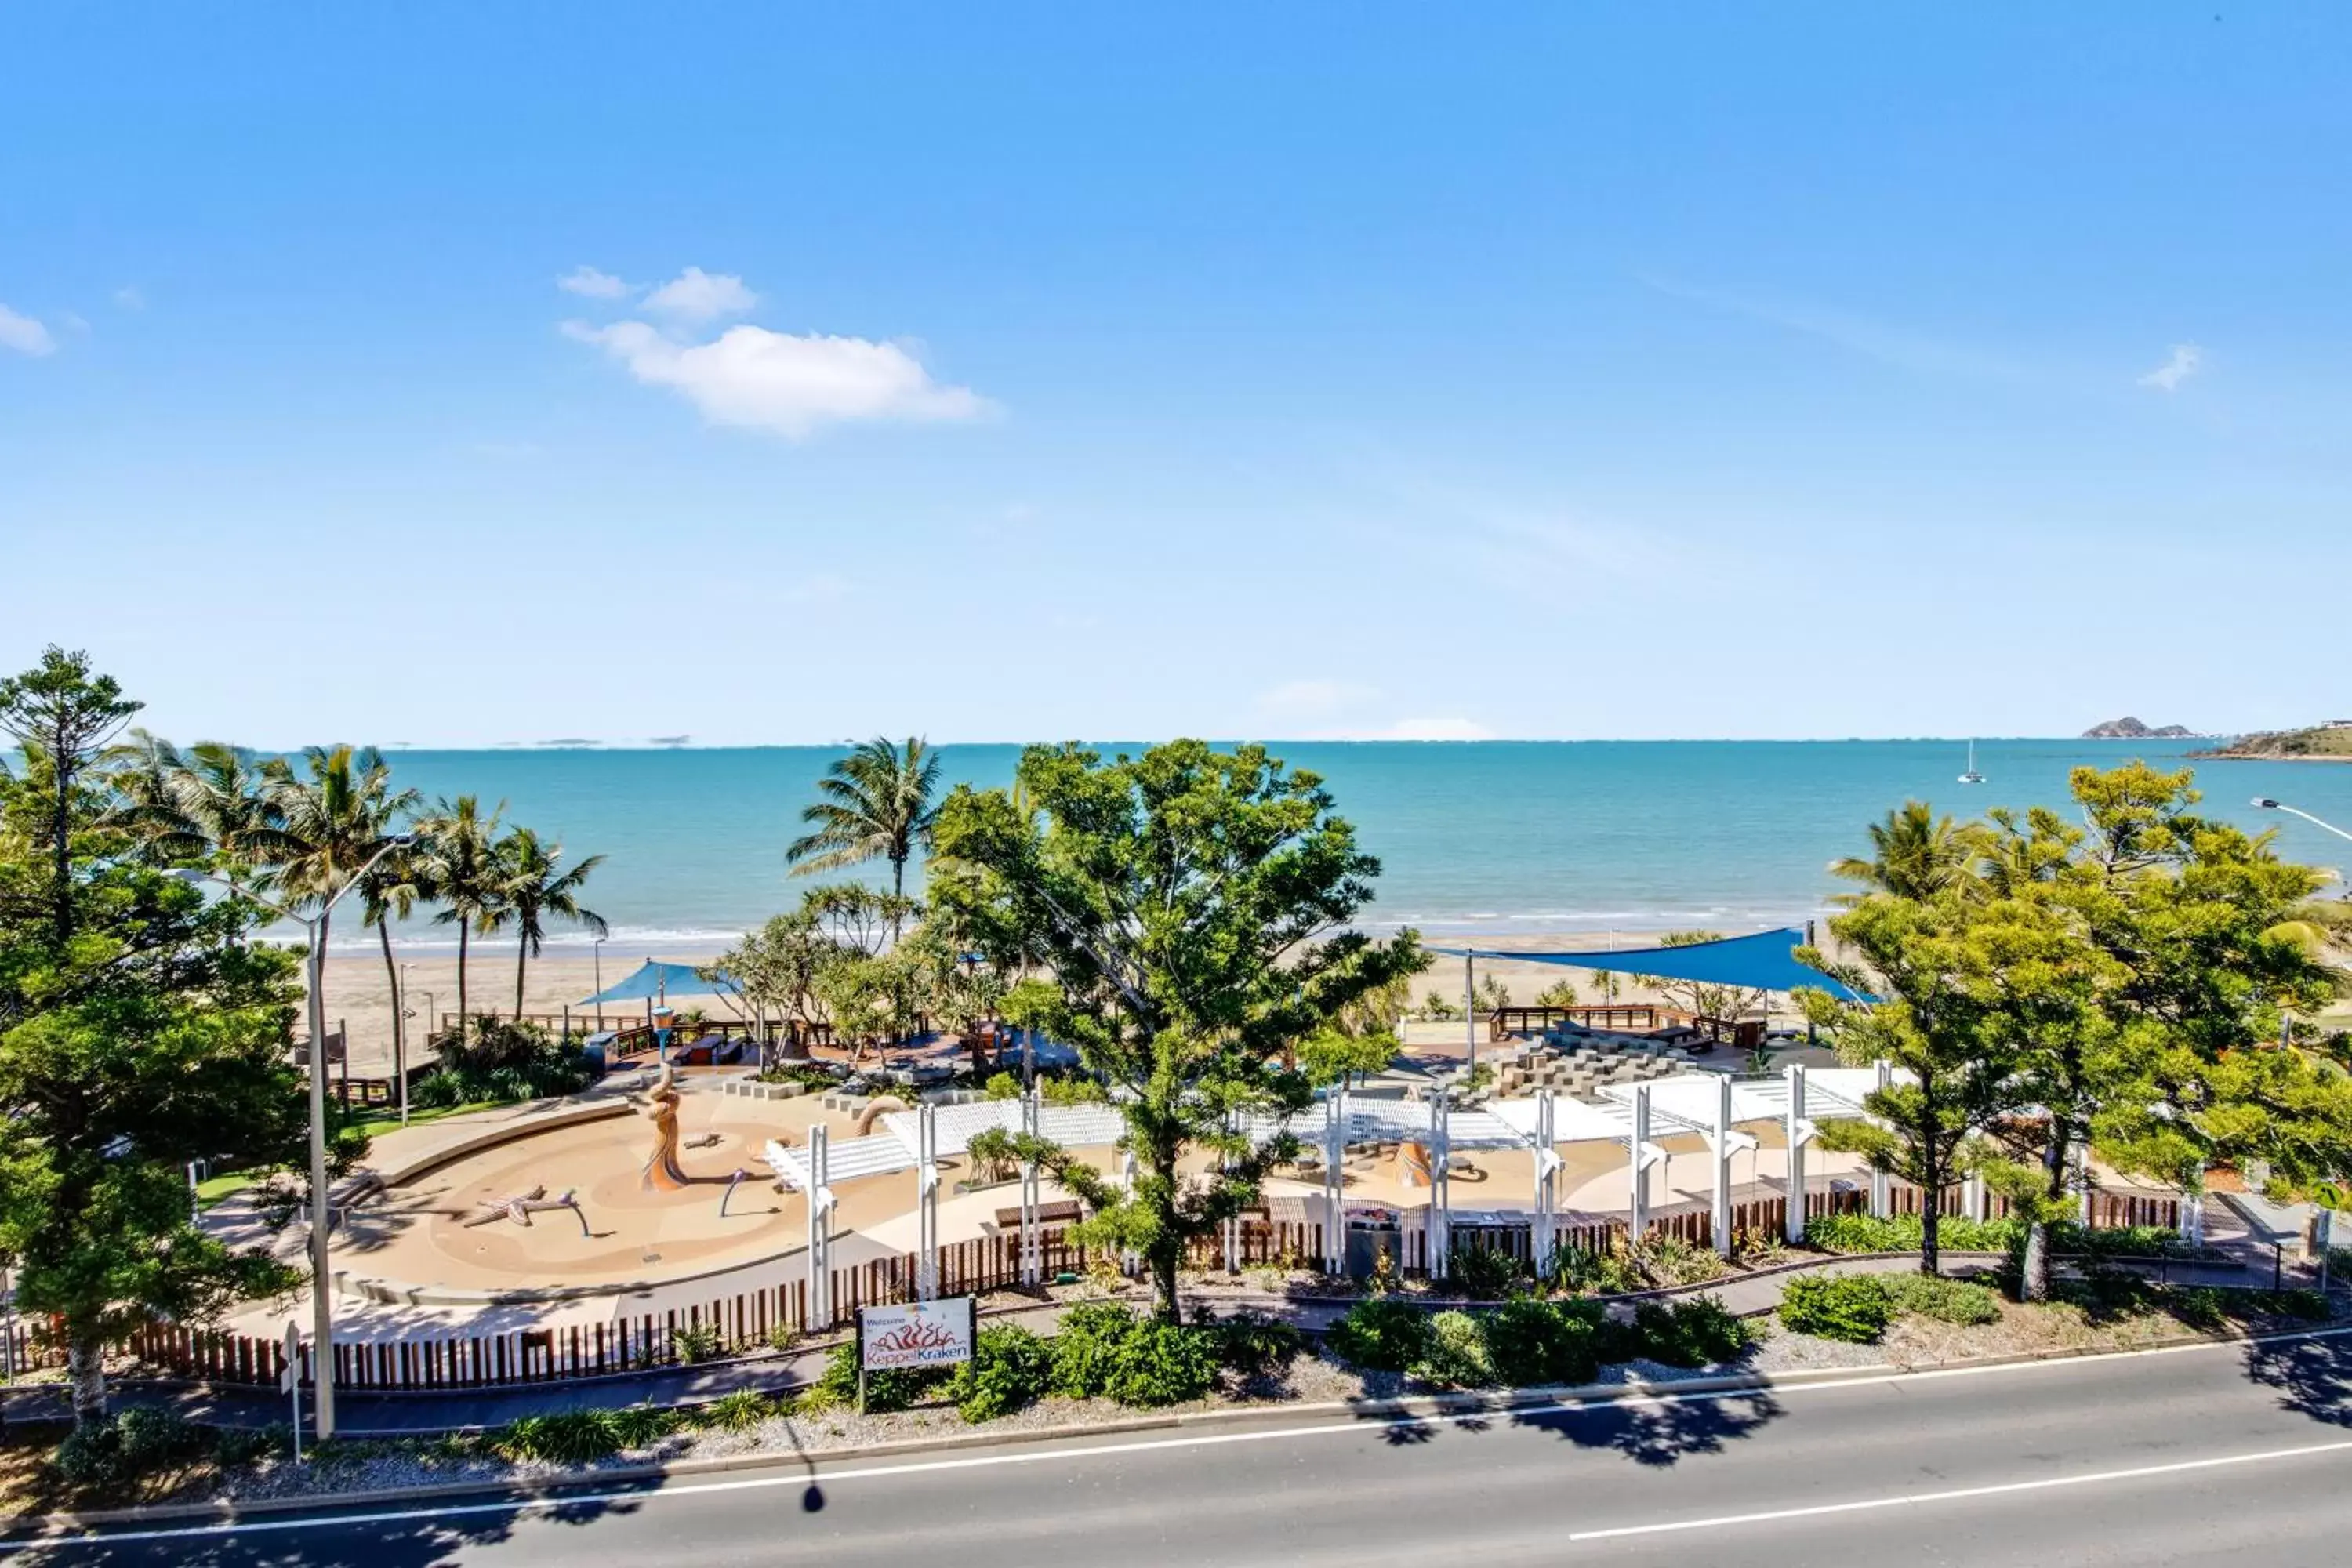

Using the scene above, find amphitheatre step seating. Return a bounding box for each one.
[1495,1038,1696,1099]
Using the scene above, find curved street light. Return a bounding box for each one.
[180,833,413,1443]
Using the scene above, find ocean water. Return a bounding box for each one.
[343,739,2352,953]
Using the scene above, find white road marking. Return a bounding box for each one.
[7,1324,2346,1552]
[1566,1436,2352,1541]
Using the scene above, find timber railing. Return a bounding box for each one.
[15,1185,2187,1394]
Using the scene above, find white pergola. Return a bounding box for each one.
[770,1063,1907,1294]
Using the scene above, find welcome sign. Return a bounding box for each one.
[859,1298,976,1370]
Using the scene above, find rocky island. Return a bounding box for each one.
[2082,716,2200,739]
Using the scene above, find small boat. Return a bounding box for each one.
[1958,740,1985,785]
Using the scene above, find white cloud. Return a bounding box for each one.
[112,285,145,310]
[1370,717,1495,741]
[557,265,631,299]
[2137,343,2203,392]
[0,305,56,357]
[641,266,757,322]
[59,311,90,334]
[566,318,992,438]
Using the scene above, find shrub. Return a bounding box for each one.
[1557,1243,1644,1296]
[672,1323,724,1365]
[1885,1272,2001,1327]
[432,1018,599,1104]
[1480,1296,1600,1388]
[1050,1302,1146,1398]
[1325,1297,1435,1374]
[1633,1294,1752,1368]
[2273,1287,2332,1323]
[1209,1309,1304,1381]
[1447,1245,1527,1300]
[1778,1273,1893,1344]
[2169,1286,2229,1330]
[1414,1311,1495,1388]
[54,1407,203,1490]
[493,1412,622,1465]
[765,1322,802,1355]
[211,1423,287,1468]
[964,1127,1021,1185]
[1638,1235,1726,1287]
[954,1324,1054,1422]
[811,1338,942,1413]
[1101,1320,1218,1408]
[982,1071,1022,1101]
[697,1391,779,1432]
[607,1403,684,1446]
[1805,1214,2020,1256]
[408,1069,470,1111]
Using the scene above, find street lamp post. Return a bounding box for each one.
[397,961,415,1127]
[184,834,412,1443]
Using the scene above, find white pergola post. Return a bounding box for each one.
[1120,1146,1141,1277]
[1628,1083,1657,1242]
[1869,1058,1893,1219]
[1019,1088,1043,1287]
[1323,1091,1348,1275]
[916,1103,940,1301]
[1533,1091,1561,1279]
[806,1124,836,1328]
[1783,1063,1814,1244]
[1428,1093,1452,1280]
[1962,1170,1987,1224]
[2072,1139,2092,1225]
[1464,952,1478,1084]
[2180,1178,2205,1247]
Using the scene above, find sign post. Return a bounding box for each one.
[281,1321,303,1465]
[857,1297,975,1416]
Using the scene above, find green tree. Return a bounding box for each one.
[786,736,942,933]
[260,744,419,1047]
[486,826,607,1014]
[1990,765,2344,1298]
[930,740,1426,1321]
[1798,892,2025,1274]
[0,655,310,1425]
[711,909,848,1062]
[1829,800,1984,905]
[799,881,918,957]
[414,795,504,1025]
[0,647,140,946]
[1298,1026,1398,1089]
[1534,978,1581,1010]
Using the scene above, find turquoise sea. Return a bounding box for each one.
[347,739,2352,953]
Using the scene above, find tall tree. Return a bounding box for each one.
[1798,890,2026,1274]
[1991,765,2344,1298]
[931,740,1427,1321]
[1639,930,1771,1025]
[415,795,504,1026]
[488,826,607,1014]
[0,655,310,1425]
[0,647,140,946]
[710,909,848,1063]
[786,736,942,932]
[260,745,419,1048]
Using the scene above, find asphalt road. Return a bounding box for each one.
[15,1330,2352,1568]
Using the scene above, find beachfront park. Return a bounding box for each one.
[4,649,2351,1515]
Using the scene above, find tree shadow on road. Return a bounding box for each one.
[1508,1387,1786,1468]
[40,1487,652,1567]
[2241,1330,2352,1428]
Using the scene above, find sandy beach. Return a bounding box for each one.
[310,927,1796,1074]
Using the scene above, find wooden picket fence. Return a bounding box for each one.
[9,1185,2183,1392]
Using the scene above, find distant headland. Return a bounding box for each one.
[2189,721,2352,762]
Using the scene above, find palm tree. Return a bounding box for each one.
[487,826,608,1014]
[359,833,437,1089]
[261,745,419,1046]
[415,794,505,1025]
[107,732,285,871]
[786,736,942,935]
[1829,800,1982,906]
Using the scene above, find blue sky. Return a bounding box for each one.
[4,4,2347,748]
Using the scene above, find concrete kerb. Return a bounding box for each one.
[16,1321,2352,1539]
